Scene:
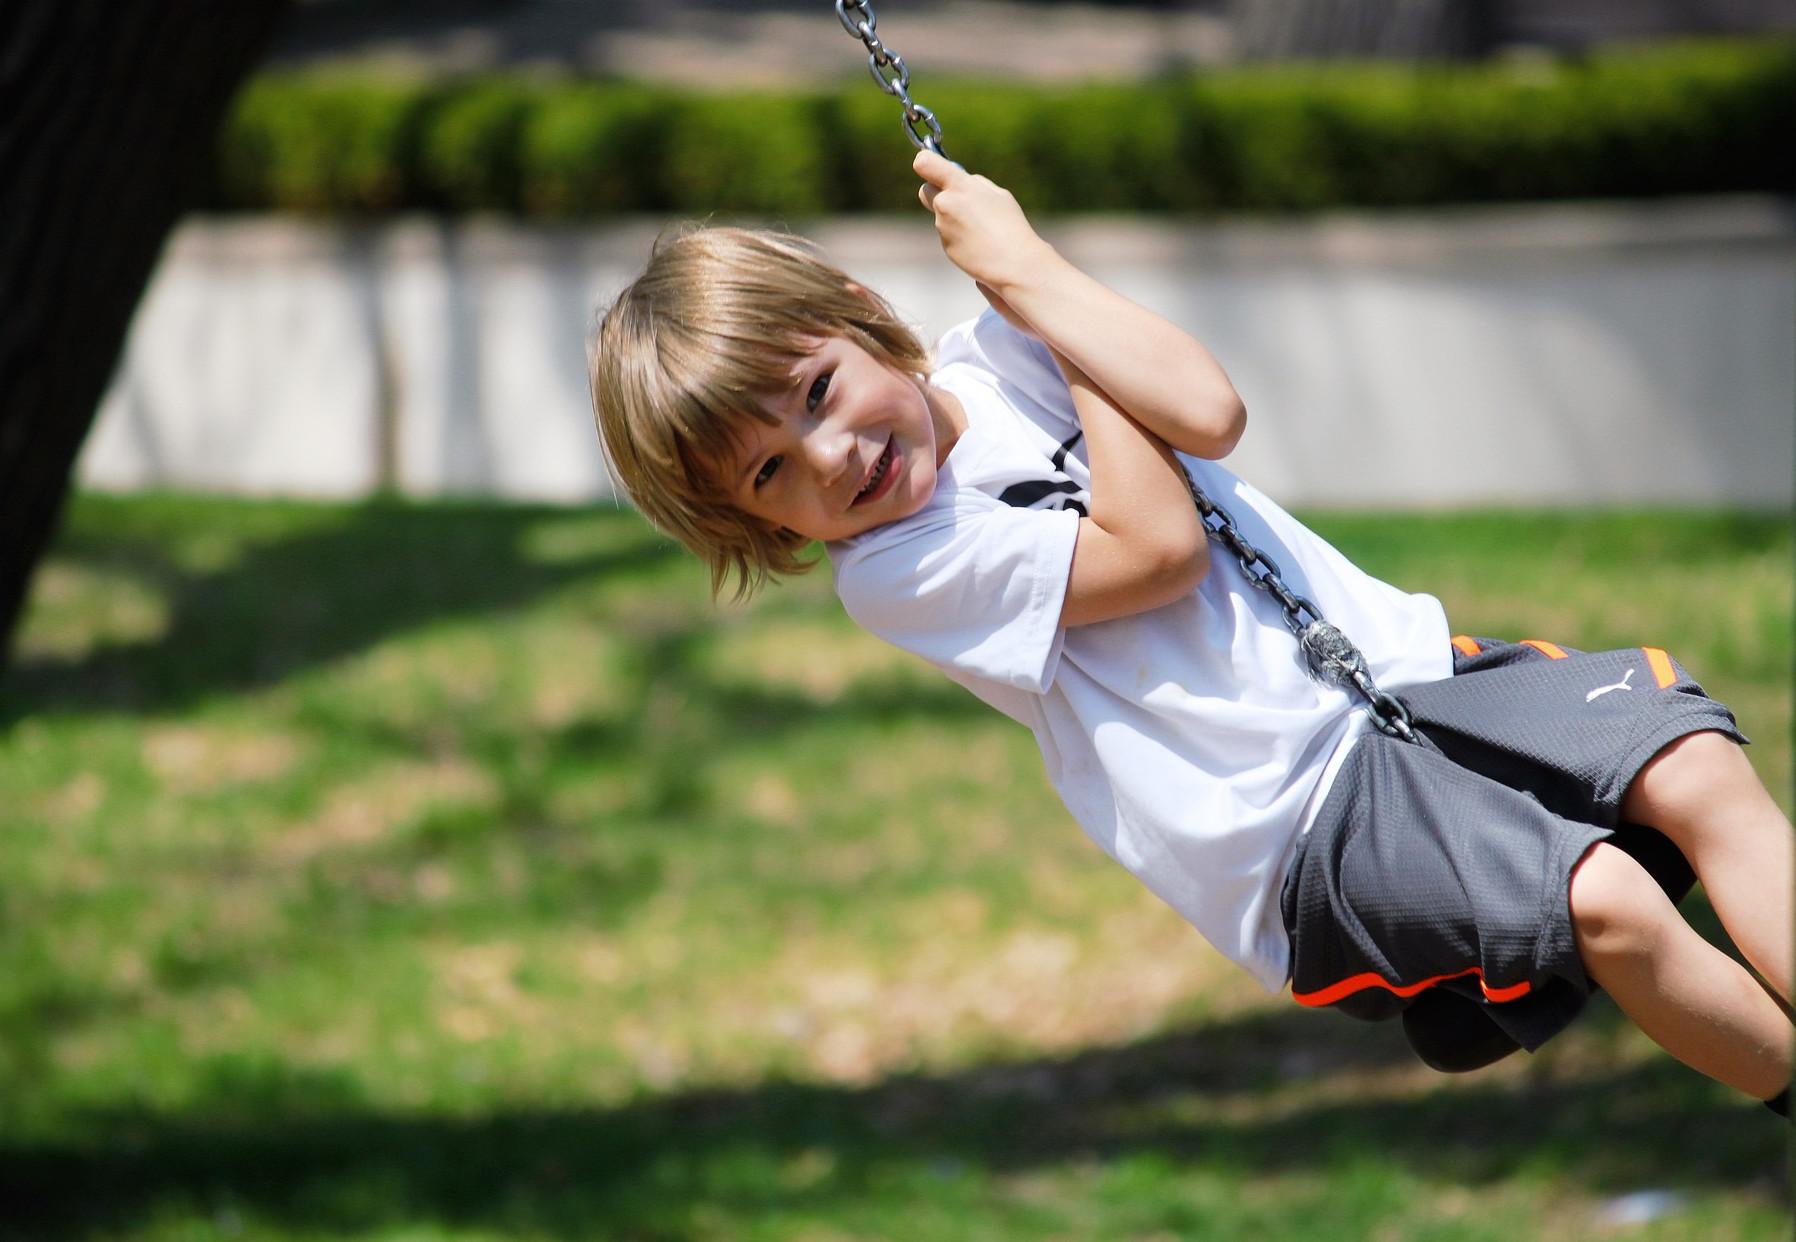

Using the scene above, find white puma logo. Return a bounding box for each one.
[1586,668,1636,702]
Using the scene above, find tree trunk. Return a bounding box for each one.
[0,0,291,665]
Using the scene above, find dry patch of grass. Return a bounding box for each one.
[141,722,305,795]
[269,756,498,865]
[430,939,549,1044]
[701,614,938,703]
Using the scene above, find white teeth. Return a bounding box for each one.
[858,443,891,498]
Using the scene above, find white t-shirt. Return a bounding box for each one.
[829,311,1452,991]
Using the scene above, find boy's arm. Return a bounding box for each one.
[915,151,1215,625]
[1049,344,1210,627]
[916,150,1246,460]
[1002,256,1245,460]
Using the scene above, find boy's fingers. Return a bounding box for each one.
[917,181,940,211]
[911,147,959,187]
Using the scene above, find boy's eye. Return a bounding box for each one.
[753,455,783,488]
[806,373,831,412]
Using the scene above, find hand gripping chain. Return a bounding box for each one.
[834,0,949,156]
[832,2,1414,743]
[1184,475,1419,743]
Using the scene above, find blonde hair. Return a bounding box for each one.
[590,224,931,598]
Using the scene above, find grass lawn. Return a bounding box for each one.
[1,494,1789,1241]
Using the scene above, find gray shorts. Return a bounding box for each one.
[1280,636,1746,1060]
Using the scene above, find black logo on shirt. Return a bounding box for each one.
[998,432,1088,516]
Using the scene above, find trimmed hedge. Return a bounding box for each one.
[211,39,1795,216]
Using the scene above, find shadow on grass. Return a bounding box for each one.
[3,496,995,744]
[12,502,1783,730]
[1,1002,1784,1240]
[0,609,999,1085]
[2,500,680,723]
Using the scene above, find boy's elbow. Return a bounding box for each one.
[1165,390,1246,460]
[1144,519,1210,598]
[1224,395,1247,449]
[1204,394,1247,459]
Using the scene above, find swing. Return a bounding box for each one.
[830,0,1702,1075]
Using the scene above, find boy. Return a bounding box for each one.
[591,149,1793,1110]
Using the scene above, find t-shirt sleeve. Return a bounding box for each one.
[831,495,1080,695]
[937,310,1082,440]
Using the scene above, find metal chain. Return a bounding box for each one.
[834,0,948,156]
[1184,476,1418,743]
[832,2,1413,744]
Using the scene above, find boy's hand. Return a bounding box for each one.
[914,149,1056,302]
[919,150,1245,463]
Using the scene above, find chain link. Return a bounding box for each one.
[835,0,948,155]
[1186,476,1419,744]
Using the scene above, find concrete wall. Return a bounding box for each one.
[81,198,1795,508]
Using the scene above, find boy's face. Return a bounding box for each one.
[719,334,956,544]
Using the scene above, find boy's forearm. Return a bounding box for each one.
[997,246,1245,459]
[1048,344,1204,586]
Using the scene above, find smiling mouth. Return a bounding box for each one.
[852,439,896,505]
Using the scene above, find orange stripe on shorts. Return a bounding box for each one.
[1521,639,1569,660]
[1293,966,1533,1008]
[1643,647,1677,688]
[1451,635,1482,658]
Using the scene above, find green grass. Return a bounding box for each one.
[1,494,1789,1241]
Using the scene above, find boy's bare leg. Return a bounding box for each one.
[1620,730,1794,1005]
[1569,841,1793,1099]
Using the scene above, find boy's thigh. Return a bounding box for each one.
[1404,637,1746,828]
[1282,729,1608,1052]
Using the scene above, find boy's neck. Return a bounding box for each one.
[924,381,968,467]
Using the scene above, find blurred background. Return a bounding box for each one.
[69,0,1796,509]
[2,3,1792,1240]
[269,0,1796,75]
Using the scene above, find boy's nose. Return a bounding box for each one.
[802,422,855,487]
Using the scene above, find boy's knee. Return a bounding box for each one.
[1569,842,1671,964]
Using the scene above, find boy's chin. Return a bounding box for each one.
[882,465,936,523]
